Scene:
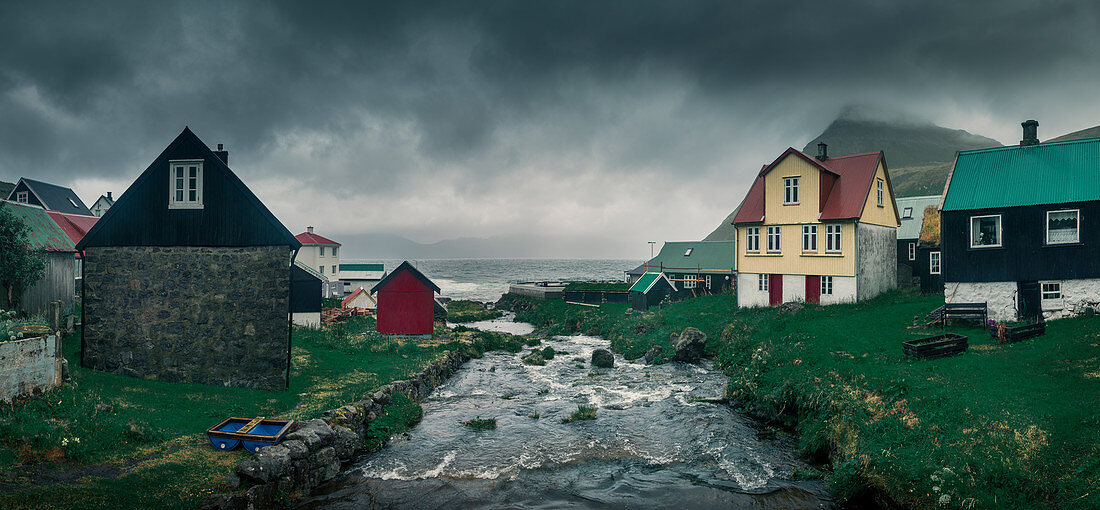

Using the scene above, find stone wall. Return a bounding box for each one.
[944,281,1017,322]
[82,246,291,391]
[0,334,60,403]
[202,349,472,510]
[856,223,898,301]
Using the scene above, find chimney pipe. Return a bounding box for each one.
[107,191,112,200]
[307,226,314,234]
[816,142,828,161]
[1020,120,1039,146]
[214,143,229,164]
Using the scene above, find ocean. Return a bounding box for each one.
[354,259,640,302]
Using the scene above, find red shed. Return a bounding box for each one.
[371,261,441,335]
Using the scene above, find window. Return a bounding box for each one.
[684,248,693,256]
[319,266,324,274]
[169,160,203,209]
[1041,281,1061,300]
[929,251,941,275]
[705,275,711,288]
[1046,209,1079,244]
[784,177,799,204]
[15,191,27,203]
[876,178,884,207]
[746,227,760,253]
[333,247,338,258]
[332,265,337,274]
[319,246,325,257]
[902,207,913,219]
[684,276,697,289]
[908,242,916,261]
[970,215,1002,248]
[766,226,782,253]
[825,224,842,253]
[821,276,833,295]
[758,274,768,291]
[802,225,818,252]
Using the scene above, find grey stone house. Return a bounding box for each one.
[75,128,301,391]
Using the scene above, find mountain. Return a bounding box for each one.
[335,232,639,260]
[702,205,740,242]
[1046,125,1100,143]
[0,180,13,198]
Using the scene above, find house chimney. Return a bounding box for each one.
[816,142,828,161]
[107,191,112,200]
[214,143,229,164]
[307,226,314,234]
[1020,120,1039,146]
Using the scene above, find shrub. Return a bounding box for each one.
[463,417,497,430]
[562,405,597,423]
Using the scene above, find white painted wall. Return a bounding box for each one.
[945,281,1016,322]
[292,312,320,327]
[819,276,857,305]
[782,274,806,303]
[737,273,770,308]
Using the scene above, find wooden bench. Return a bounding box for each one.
[942,302,988,326]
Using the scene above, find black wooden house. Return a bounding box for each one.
[76,128,301,391]
[940,121,1100,322]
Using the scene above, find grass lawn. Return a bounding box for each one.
[502,289,1100,509]
[446,300,503,323]
[0,316,482,509]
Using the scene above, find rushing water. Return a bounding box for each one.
[299,317,833,509]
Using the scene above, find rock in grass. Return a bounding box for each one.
[591,349,614,368]
[673,327,706,363]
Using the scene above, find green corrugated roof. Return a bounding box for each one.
[642,241,735,273]
[0,201,76,252]
[340,263,384,271]
[629,272,661,293]
[895,195,941,239]
[943,137,1100,211]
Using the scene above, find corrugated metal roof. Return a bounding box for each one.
[895,195,941,239]
[640,241,735,274]
[295,231,341,245]
[629,272,659,293]
[371,260,440,294]
[340,263,383,271]
[943,137,1100,211]
[47,211,98,245]
[0,201,77,252]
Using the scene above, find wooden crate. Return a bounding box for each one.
[903,333,968,360]
[989,322,1045,343]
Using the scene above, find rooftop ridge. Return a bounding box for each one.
[959,136,1100,156]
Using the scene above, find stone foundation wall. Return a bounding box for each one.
[944,281,1017,322]
[202,349,472,510]
[82,246,291,391]
[0,334,60,403]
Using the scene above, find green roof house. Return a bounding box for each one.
[0,200,77,315]
[628,272,677,311]
[625,240,735,296]
[940,120,1100,321]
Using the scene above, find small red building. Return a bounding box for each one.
[371,261,441,335]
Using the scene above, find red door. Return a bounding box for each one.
[805,276,821,304]
[768,274,783,306]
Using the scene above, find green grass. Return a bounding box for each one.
[0,315,520,509]
[0,309,48,342]
[506,289,1100,509]
[561,405,598,423]
[446,300,503,323]
[463,417,497,430]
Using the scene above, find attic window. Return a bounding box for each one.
[876,178,885,207]
[68,198,79,208]
[169,160,203,209]
[902,207,913,219]
[684,248,693,256]
[16,191,27,203]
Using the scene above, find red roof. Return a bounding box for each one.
[47,210,99,245]
[295,231,341,246]
[732,148,887,223]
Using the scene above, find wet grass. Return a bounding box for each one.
[446,300,503,323]
[504,289,1100,509]
[562,405,598,423]
[463,417,497,430]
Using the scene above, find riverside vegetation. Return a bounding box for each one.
[497,289,1100,509]
[0,315,531,509]
[446,299,503,323]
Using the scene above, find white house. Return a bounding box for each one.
[90,192,115,217]
[294,226,342,297]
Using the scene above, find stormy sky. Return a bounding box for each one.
[2,1,1099,259]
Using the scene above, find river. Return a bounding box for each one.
[298,315,833,509]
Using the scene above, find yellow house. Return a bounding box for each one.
[732,143,899,306]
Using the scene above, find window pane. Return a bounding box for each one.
[189,190,197,201]
[971,217,1000,246]
[176,179,183,189]
[176,167,183,178]
[189,167,197,178]
[1048,211,1078,243]
[176,190,183,201]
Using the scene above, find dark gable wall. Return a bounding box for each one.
[78,128,299,248]
[8,181,44,208]
[942,200,1100,282]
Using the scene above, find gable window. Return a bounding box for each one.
[15,191,27,203]
[766,226,782,253]
[970,215,1002,248]
[825,224,842,253]
[821,276,833,295]
[684,276,697,289]
[758,274,768,291]
[784,177,799,204]
[930,251,941,275]
[908,242,916,261]
[333,247,338,258]
[169,160,203,209]
[746,227,760,253]
[802,225,818,252]
[902,207,913,219]
[876,178,884,207]
[1046,210,1079,244]
[684,248,693,256]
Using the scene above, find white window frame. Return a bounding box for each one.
[168,159,204,209]
[908,242,916,261]
[902,207,913,219]
[821,276,833,295]
[746,227,760,253]
[929,251,941,275]
[15,191,28,203]
[802,225,818,252]
[766,226,782,253]
[1040,281,1062,307]
[758,274,768,291]
[332,265,337,274]
[333,247,338,258]
[825,224,842,253]
[684,275,697,289]
[969,214,1003,248]
[705,275,711,288]
[319,266,324,275]
[1045,209,1080,244]
[876,178,884,207]
[784,177,800,205]
[319,246,325,257]
[684,248,693,256]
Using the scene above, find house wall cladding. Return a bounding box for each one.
[16,252,75,316]
[856,223,898,301]
[82,246,290,391]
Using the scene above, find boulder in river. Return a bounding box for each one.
[672,327,706,363]
[591,349,614,368]
[522,349,546,366]
[644,346,663,365]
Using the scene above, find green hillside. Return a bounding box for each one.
[1046,124,1100,142]
[0,180,13,199]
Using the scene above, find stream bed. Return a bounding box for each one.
[299,316,833,509]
